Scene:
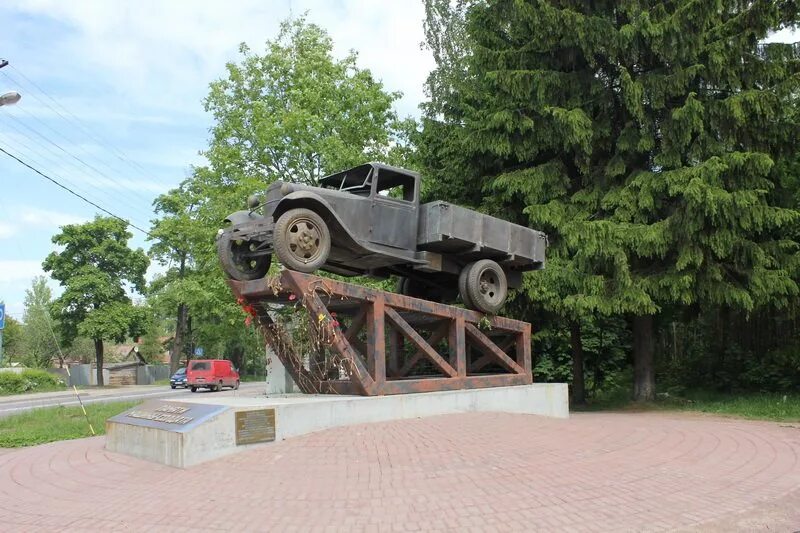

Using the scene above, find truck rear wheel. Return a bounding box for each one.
[397,277,456,303]
[463,260,508,314]
[397,277,427,299]
[217,230,271,281]
[274,208,331,273]
[458,267,474,309]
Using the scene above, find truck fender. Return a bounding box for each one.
[222,210,257,227]
[273,192,364,252]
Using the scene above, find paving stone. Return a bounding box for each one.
[0,411,798,531]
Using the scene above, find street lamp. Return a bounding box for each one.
[0,91,21,107]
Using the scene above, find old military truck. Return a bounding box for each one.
[217,163,546,314]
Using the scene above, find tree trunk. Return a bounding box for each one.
[633,314,655,401]
[94,338,104,387]
[169,254,189,375]
[186,314,193,367]
[170,303,188,374]
[570,320,586,405]
[230,345,245,375]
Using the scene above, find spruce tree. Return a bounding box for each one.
[421,0,800,400]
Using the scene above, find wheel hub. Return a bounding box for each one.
[288,220,321,260]
[479,271,498,299]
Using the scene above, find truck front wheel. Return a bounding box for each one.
[462,260,508,314]
[217,231,271,281]
[274,208,331,273]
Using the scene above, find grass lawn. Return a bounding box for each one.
[240,374,265,382]
[661,391,800,422]
[0,401,139,448]
[576,388,800,422]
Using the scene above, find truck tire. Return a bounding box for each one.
[464,260,508,314]
[217,230,271,281]
[397,277,427,299]
[398,277,456,303]
[274,208,331,273]
[458,266,475,310]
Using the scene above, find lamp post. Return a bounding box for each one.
[0,91,21,107]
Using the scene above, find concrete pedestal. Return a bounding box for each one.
[106,383,568,468]
[265,345,296,394]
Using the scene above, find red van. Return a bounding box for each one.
[187,359,240,392]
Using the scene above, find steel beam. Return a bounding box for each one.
[230,271,533,396]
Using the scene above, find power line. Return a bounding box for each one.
[2,106,160,210]
[2,65,179,191]
[0,129,152,231]
[0,117,154,226]
[0,146,152,236]
[4,91,171,201]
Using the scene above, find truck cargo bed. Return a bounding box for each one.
[417,201,546,269]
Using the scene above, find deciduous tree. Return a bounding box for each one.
[148,16,414,373]
[20,276,60,367]
[43,217,149,386]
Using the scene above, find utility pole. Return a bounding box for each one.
[0,303,6,366]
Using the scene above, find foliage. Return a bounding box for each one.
[533,313,630,392]
[19,277,60,368]
[138,327,165,364]
[420,0,800,399]
[656,306,800,393]
[205,16,413,186]
[0,314,23,365]
[43,216,149,385]
[60,337,96,365]
[148,16,413,377]
[0,369,65,395]
[0,401,137,447]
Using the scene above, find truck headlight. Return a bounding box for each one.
[247,195,261,209]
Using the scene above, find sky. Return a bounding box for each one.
[0,3,796,322]
[0,0,435,320]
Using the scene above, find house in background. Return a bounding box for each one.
[111,336,172,365]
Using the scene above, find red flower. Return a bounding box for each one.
[330,311,337,317]
[288,293,297,301]
[332,320,340,328]
[245,315,252,326]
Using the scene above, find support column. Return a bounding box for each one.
[367,296,386,390]
[265,345,297,394]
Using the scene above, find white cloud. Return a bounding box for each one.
[0,260,44,282]
[0,222,15,239]
[3,0,432,117]
[18,207,89,228]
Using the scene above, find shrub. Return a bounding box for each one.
[0,369,66,395]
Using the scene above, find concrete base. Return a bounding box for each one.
[265,345,296,394]
[106,383,568,468]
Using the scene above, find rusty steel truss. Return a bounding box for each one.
[230,270,532,396]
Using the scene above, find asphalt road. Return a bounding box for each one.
[0,381,265,418]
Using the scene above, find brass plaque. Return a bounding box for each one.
[235,409,276,445]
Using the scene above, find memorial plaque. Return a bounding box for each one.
[108,401,228,432]
[235,409,276,445]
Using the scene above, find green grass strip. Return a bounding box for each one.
[0,401,139,448]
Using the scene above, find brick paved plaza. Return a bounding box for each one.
[1,411,799,532]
